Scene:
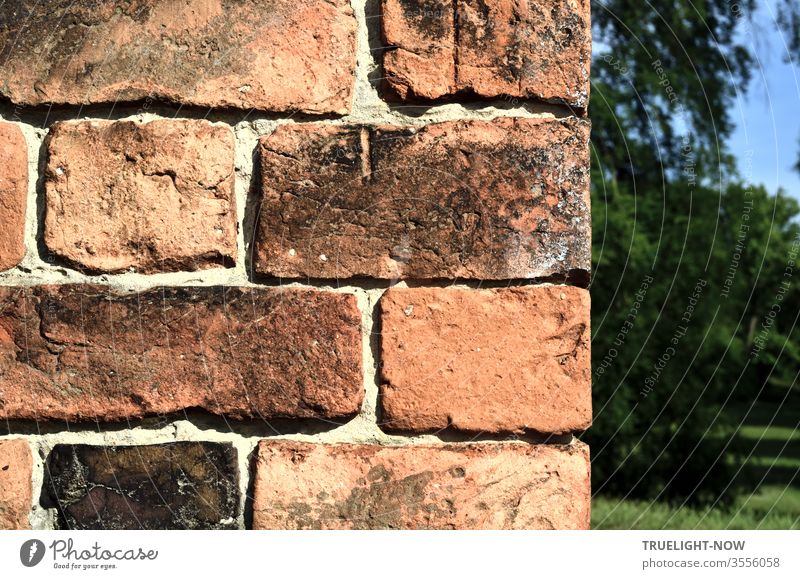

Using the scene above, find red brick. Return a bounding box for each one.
[379,286,591,434]
[383,0,591,107]
[252,441,590,529]
[0,285,362,422]
[254,117,590,280]
[382,0,455,100]
[44,120,237,274]
[0,439,32,529]
[0,122,27,272]
[0,0,356,114]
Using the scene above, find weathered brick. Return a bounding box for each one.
[0,122,27,272]
[253,441,590,529]
[383,0,591,107]
[44,120,237,274]
[0,439,32,529]
[44,442,239,529]
[254,117,590,280]
[0,285,363,422]
[0,0,356,114]
[379,286,591,434]
[382,0,455,101]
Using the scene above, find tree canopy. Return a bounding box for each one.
[587,0,800,501]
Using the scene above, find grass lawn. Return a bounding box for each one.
[592,398,800,529]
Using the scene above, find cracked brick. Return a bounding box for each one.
[0,285,363,422]
[253,117,590,280]
[379,286,592,434]
[382,0,591,107]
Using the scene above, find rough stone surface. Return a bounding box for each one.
[0,439,32,529]
[44,120,237,274]
[382,0,591,107]
[43,442,239,529]
[382,0,455,101]
[0,0,356,114]
[0,285,363,422]
[379,286,591,434]
[0,122,27,272]
[253,441,590,529]
[254,117,590,280]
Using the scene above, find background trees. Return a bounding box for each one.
[587,0,800,503]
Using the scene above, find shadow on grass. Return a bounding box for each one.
[593,397,800,529]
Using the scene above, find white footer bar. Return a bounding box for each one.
[1,531,798,579]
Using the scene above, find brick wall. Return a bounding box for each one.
[0,0,591,530]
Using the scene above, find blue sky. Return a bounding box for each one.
[729,2,800,198]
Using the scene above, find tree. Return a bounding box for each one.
[587,0,800,502]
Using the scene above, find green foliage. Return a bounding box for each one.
[586,0,800,503]
[592,400,800,528]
